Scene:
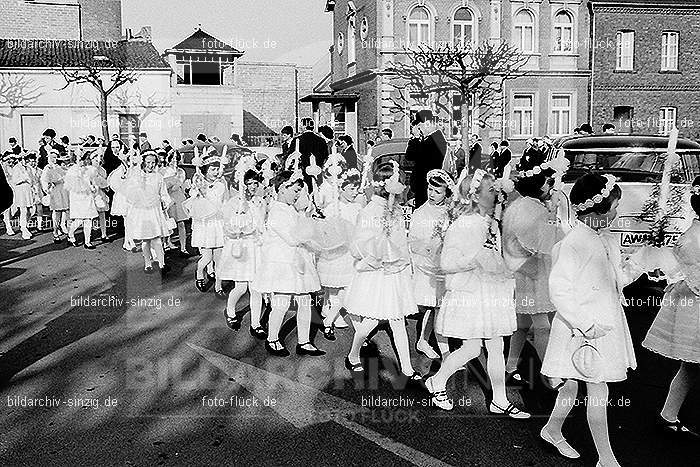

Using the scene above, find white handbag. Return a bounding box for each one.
[570,329,603,380]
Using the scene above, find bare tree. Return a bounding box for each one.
[88,87,168,130]
[0,74,43,118]
[56,46,139,142]
[387,40,529,151]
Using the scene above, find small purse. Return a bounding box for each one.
[94,193,107,209]
[570,328,603,380]
[41,194,51,206]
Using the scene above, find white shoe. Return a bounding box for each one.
[416,340,440,359]
[21,229,32,240]
[489,401,530,419]
[540,427,580,458]
[333,315,349,329]
[425,377,453,411]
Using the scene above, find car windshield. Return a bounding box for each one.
[563,151,700,183]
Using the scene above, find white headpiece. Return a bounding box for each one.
[426,169,455,192]
[572,174,617,212]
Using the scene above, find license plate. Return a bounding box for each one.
[618,231,680,247]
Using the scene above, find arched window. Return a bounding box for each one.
[553,11,573,52]
[514,9,535,53]
[453,7,476,49]
[408,6,431,46]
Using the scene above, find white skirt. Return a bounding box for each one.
[317,251,355,288]
[69,192,98,219]
[13,184,34,208]
[412,267,445,308]
[111,192,130,217]
[191,217,224,249]
[435,279,517,339]
[49,186,70,211]
[344,267,416,320]
[95,189,110,213]
[253,248,320,294]
[217,238,259,282]
[126,205,171,240]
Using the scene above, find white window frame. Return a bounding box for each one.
[512,93,535,138]
[452,7,477,49]
[407,5,431,47]
[550,94,572,136]
[616,30,635,71]
[659,107,677,135]
[553,10,574,53]
[661,31,679,71]
[514,9,536,54]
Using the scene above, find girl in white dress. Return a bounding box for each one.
[2,154,17,236]
[123,151,172,274]
[64,151,101,249]
[40,149,70,242]
[160,150,190,256]
[10,153,35,239]
[315,166,363,340]
[219,169,267,338]
[109,147,140,251]
[642,176,700,439]
[185,150,228,292]
[425,170,527,418]
[25,153,46,232]
[344,161,421,381]
[540,173,638,466]
[253,170,325,357]
[502,156,563,385]
[408,169,454,360]
[89,150,111,242]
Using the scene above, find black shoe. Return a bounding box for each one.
[657,415,700,439]
[160,264,171,277]
[84,243,96,250]
[224,309,242,330]
[506,370,528,386]
[53,236,62,244]
[344,356,364,374]
[101,236,113,243]
[179,249,191,258]
[322,325,336,341]
[265,340,290,357]
[207,271,216,281]
[195,272,212,292]
[144,265,154,274]
[296,343,326,356]
[250,326,267,340]
[68,239,79,247]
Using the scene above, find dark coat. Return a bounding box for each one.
[0,163,13,213]
[493,147,512,178]
[468,142,482,174]
[38,141,65,169]
[343,146,358,170]
[406,129,447,208]
[296,131,329,191]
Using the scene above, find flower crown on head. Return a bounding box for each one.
[521,161,549,178]
[691,185,700,196]
[426,169,455,192]
[340,168,361,181]
[572,174,618,212]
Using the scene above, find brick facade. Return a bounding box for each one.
[327,0,592,154]
[591,1,700,139]
[0,0,121,41]
[233,62,313,139]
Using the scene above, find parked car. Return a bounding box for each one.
[548,134,700,251]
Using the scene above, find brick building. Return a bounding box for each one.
[0,0,122,41]
[590,0,700,139]
[323,0,591,153]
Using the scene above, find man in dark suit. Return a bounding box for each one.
[280,125,295,162]
[295,118,329,192]
[493,140,512,178]
[38,129,64,169]
[338,135,358,169]
[139,132,152,152]
[468,134,482,174]
[405,110,447,208]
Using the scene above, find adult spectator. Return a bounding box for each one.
[296,118,329,191]
[38,129,63,169]
[468,134,483,174]
[338,134,358,169]
[8,138,22,155]
[318,125,335,155]
[406,109,447,207]
[381,128,393,140]
[603,123,616,135]
[139,132,152,152]
[280,125,295,164]
[579,123,594,135]
[493,140,512,179]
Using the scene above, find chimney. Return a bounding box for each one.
[137,26,152,42]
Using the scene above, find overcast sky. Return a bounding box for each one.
[122,0,332,65]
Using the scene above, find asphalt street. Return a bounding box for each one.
[0,227,698,466]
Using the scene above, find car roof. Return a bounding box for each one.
[372,138,410,158]
[554,134,700,151]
